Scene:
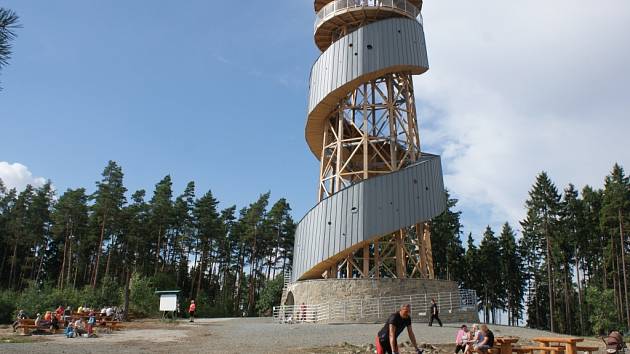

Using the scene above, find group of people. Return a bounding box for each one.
[373,301,495,354]
[11,304,119,338]
[455,324,495,354]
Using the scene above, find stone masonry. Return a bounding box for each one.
[281,278,479,324]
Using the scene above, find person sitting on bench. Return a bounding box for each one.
[11,309,27,332]
[474,325,494,353]
[465,324,482,354]
[455,325,470,354]
[51,314,60,332]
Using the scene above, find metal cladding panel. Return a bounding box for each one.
[292,155,447,281]
[308,17,428,114]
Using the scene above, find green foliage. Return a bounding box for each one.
[0,290,16,324]
[256,275,283,316]
[586,287,622,335]
[129,273,158,317]
[0,7,20,79]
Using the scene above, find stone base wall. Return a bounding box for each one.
[282,278,479,324]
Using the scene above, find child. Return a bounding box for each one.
[87,312,96,337]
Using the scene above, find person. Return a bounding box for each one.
[106,306,114,317]
[64,322,76,338]
[300,302,307,321]
[87,312,96,337]
[12,309,27,332]
[34,313,42,327]
[74,318,87,336]
[464,324,481,354]
[51,314,60,333]
[64,306,72,322]
[455,325,470,354]
[77,305,84,314]
[100,307,107,317]
[375,304,423,354]
[428,298,442,327]
[44,311,52,321]
[188,300,196,322]
[474,324,494,353]
[55,305,64,318]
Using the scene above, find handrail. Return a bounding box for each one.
[273,289,477,323]
[314,0,421,32]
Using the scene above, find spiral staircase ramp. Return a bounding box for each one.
[293,0,446,282]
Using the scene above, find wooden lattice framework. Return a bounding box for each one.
[317,72,435,279]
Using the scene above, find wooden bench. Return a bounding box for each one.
[575,346,599,354]
[512,346,565,354]
[15,323,59,336]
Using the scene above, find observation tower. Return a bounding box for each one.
[282,0,475,323]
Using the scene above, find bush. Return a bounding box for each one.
[129,273,158,317]
[255,275,283,316]
[0,291,17,324]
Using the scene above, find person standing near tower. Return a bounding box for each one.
[188,300,196,323]
[428,298,442,327]
[375,304,423,354]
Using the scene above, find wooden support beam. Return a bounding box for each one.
[363,245,369,277]
[374,239,380,279]
[423,222,435,279]
[416,223,429,279]
[346,255,352,278]
[395,231,405,278]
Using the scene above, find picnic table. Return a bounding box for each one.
[495,336,520,354]
[532,337,584,354]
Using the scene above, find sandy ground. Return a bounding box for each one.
[0,318,605,354]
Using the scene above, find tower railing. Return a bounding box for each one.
[315,0,421,31]
[273,289,477,324]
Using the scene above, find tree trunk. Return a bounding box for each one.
[196,246,207,301]
[154,225,162,275]
[9,241,17,289]
[545,220,555,333]
[235,244,245,314]
[123,269,131,321]
[247,231,258,316]
[563,266,571,334]
[105,239,114,278]
[617,254,624,323]
[575,250,584,335]
[58,231,69,289]
[93,210,108,288]
[618,209,630,328]
[66,241,73,289]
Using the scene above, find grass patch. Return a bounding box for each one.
[0,336,37,344]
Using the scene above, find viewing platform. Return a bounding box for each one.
[315,0,422,51]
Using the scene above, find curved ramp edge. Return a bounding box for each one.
[293,154,446,281]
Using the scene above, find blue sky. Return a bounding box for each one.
[1,1,629,242]
[0,1,320,218]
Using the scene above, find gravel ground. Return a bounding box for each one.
[0,318,605,354]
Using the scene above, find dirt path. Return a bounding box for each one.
[0,318,605,354]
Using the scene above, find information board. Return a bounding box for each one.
[159,293,178,312]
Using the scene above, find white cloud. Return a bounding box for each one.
[415,0,630,237]
[0,162,47,191]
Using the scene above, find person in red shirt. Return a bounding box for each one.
[188,300,196,323]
